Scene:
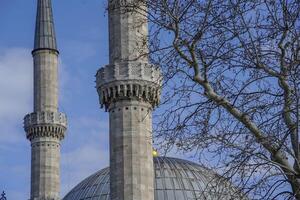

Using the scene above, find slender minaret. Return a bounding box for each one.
[24,0,67,199]
[96,0,162,199]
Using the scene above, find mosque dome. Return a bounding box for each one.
[63,157,246,200]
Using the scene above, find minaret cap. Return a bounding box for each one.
[33,0,58,54]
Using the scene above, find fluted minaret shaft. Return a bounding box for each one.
[24,1,67,200]
[97,1,162,200]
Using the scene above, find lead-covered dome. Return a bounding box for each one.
[63,157,245,200]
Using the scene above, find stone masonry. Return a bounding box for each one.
[96,0,162,199]
[24,1,67,199]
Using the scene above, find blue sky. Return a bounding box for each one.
[0,1,111,199]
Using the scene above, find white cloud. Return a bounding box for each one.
[0,48,32,145]
[0,48,32,118]
[0,47,32,200]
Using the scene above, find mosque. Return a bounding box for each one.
[23,0,246,199]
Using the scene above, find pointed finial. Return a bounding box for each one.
[33,0,58,54]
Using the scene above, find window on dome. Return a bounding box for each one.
[194,190,204,199]
[173,178,181,189]
[163,169,171,177]
[166,190,175,200]
[92,196,99,200]
[174,190,185,199]
[164,178,173,189]
[100,194,108,200]
[157,190,165,200]
[185,190,194,199]
[186,170,194,178]
[190,179,200,190]
[87,185,96,197]
[95,184,104,195]
[156,178,164,189]
[179,170,186,177]
[156,169,162,177]
[101,184,109,194]
[182,178,192,190]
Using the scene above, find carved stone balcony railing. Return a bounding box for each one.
[96,61,162,110]
[24,111,67,140]
[96,61,162,86]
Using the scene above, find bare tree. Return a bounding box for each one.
[109,0,300,199]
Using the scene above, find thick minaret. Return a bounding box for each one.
[96,0,162,199]
[24,0,67,199]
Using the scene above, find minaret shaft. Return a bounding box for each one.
[24,1,67,200]
[97,1,162,200]
[33,50,59,112]
[30,137,61,199]
[108,0,149,64]
[109,101,154,200]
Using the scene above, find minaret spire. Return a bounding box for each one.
[96,1,162,199]
[33,0,58,53]
[24,0,67,199]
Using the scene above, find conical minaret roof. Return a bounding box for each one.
[33,0,58,53]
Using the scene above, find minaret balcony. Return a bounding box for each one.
[96,62,162,110]
[24,111,67,140]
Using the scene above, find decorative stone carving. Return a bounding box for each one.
[24,111,67,140]
[96,61,162,84]
[96,61,162,110]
